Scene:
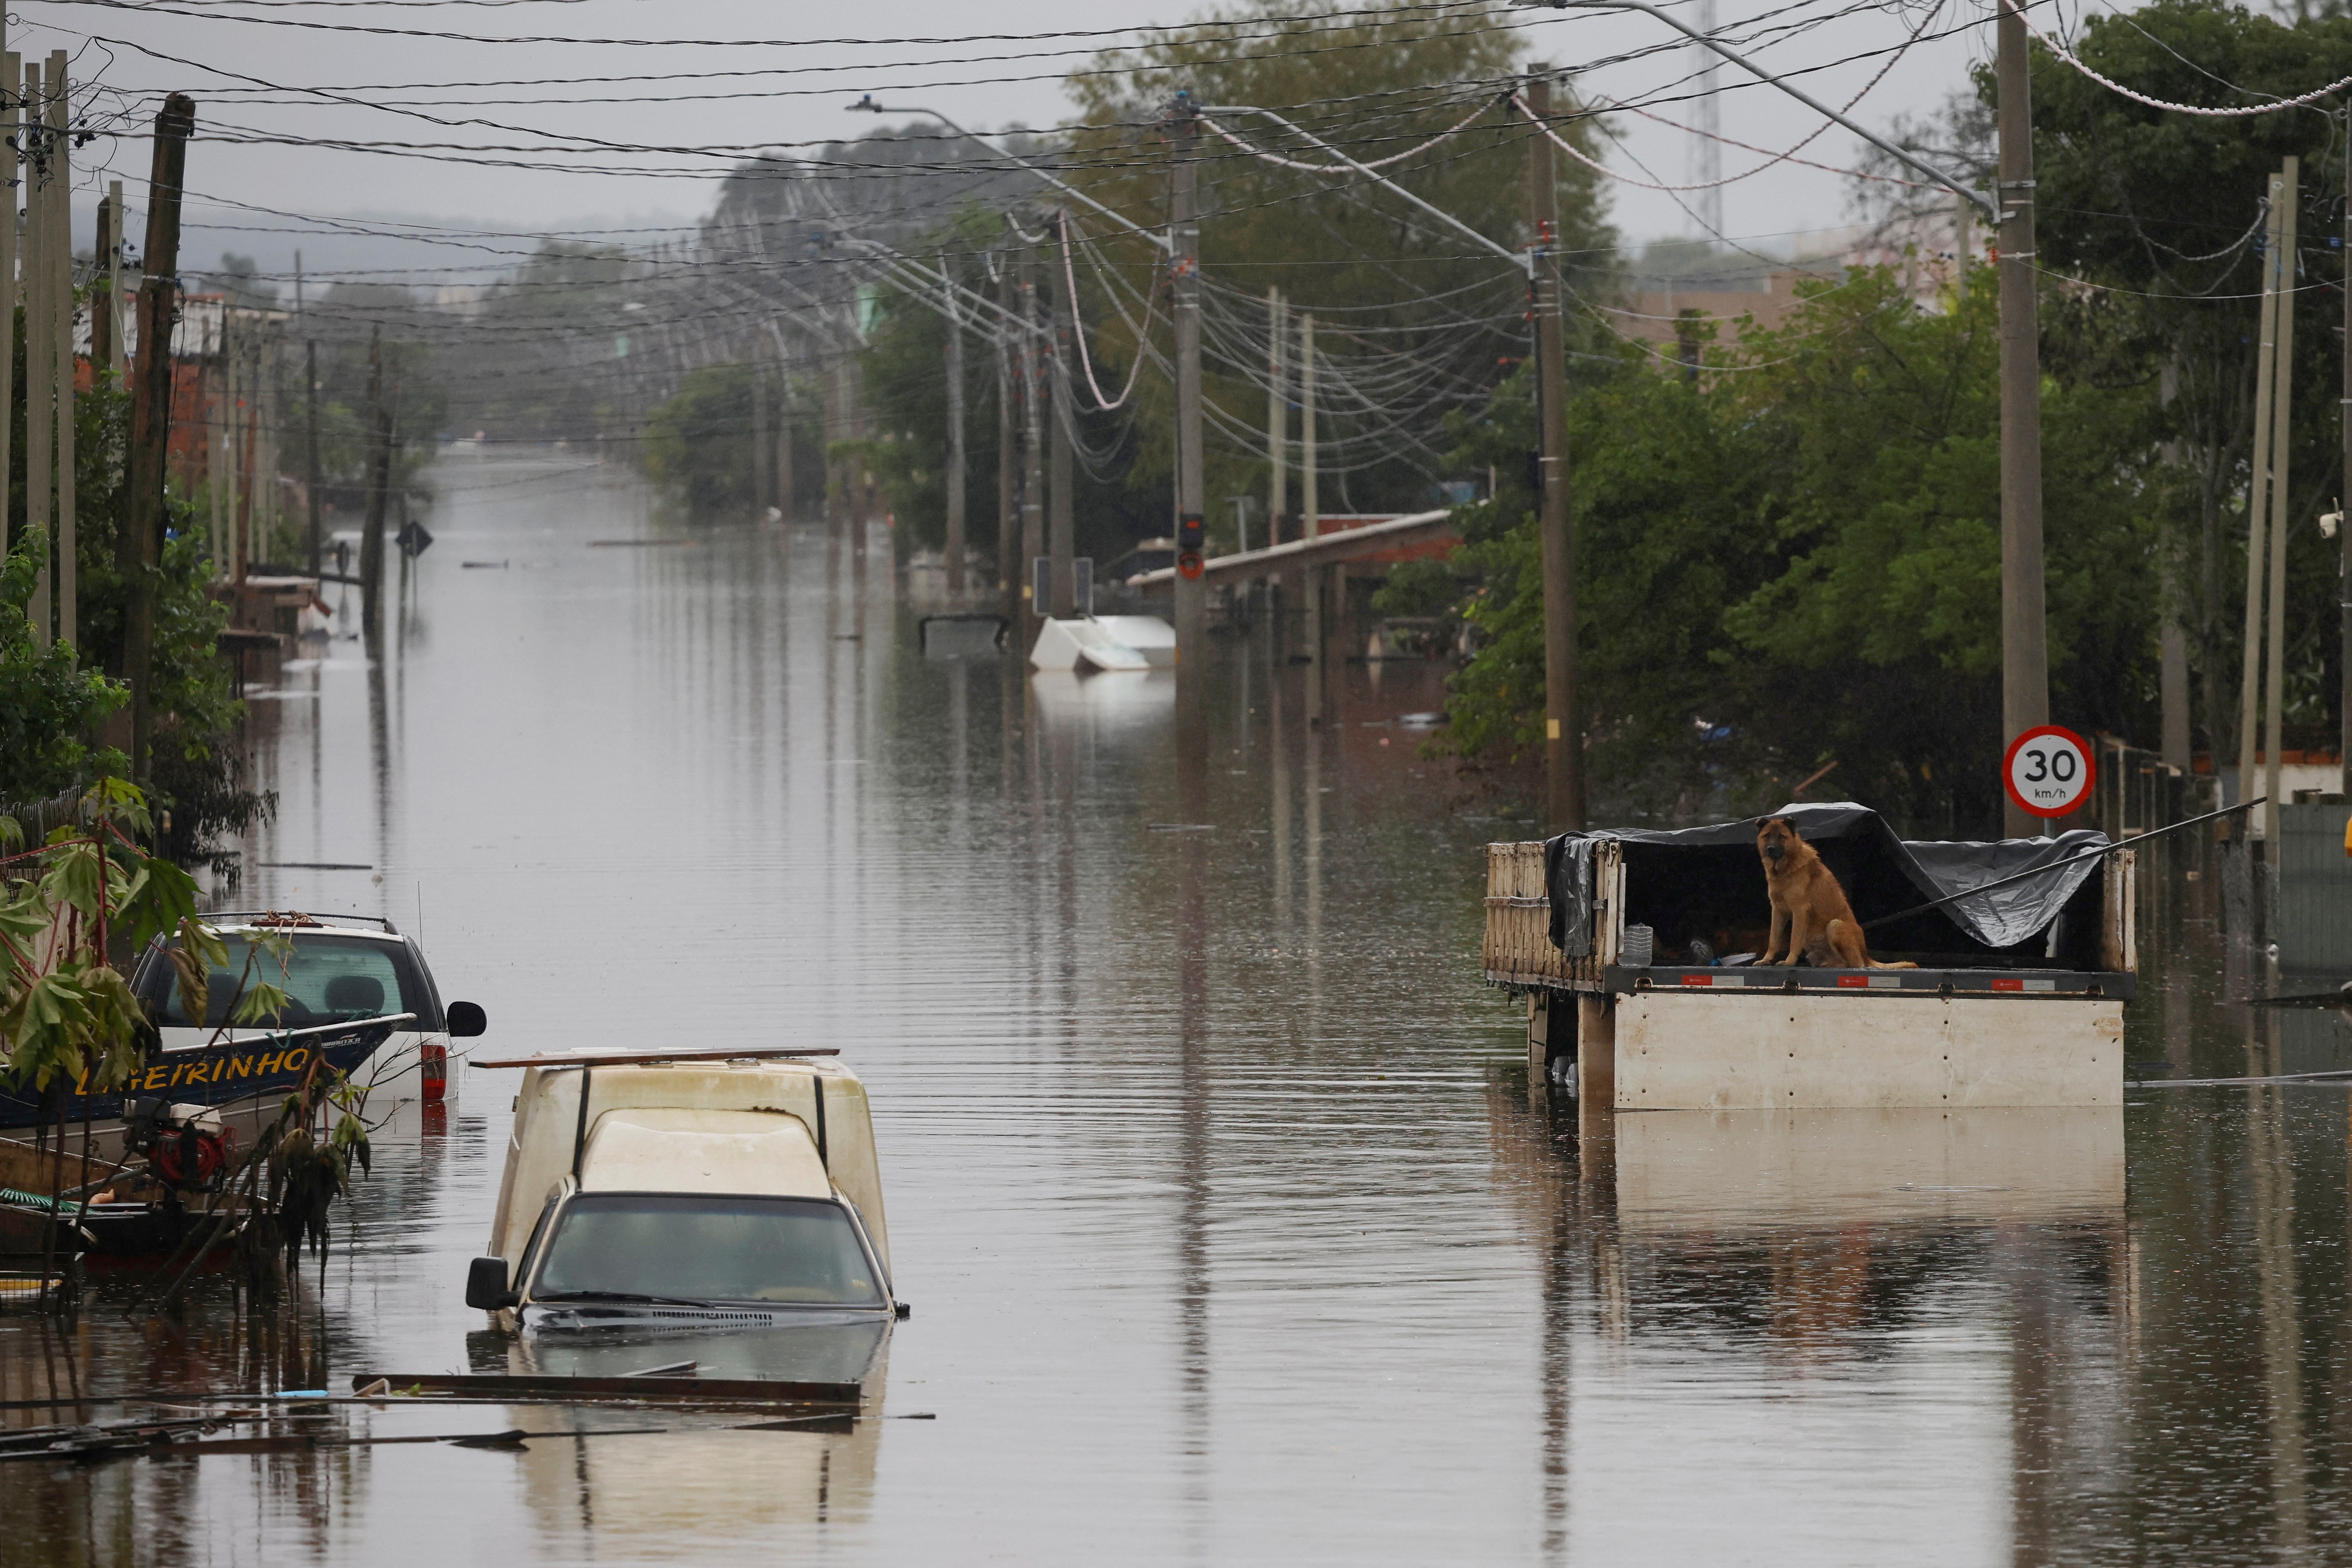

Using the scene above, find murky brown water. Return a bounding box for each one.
[6,451,2350,1565]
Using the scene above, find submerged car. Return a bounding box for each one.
[465,1052,899,1332]
[131,911,485,1106]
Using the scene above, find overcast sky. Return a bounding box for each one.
[35,0,2002,283]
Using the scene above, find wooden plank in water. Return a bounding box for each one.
[351,1372,862,1406]
[471,1046,842,1071]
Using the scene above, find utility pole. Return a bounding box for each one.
[301,251,322,576]
[126,93,196,791]
[24,59,49,646]
[49,50,73,651]
[944,275,966,598]
[2261,158,2298,847]
[749,349,771,517]
[1528,68,1584,830]
[360,326,390,650]
[1996,0,2050,838]
[1301,309,1321,727]
[104,180,125,383]
[92,188,113,373]
[1048,237,1075,620]
[1018,245,1045,644]
[997,259,1020,636]
[1170,92,1207,771]
[0,45,19,568]
[1267,285,1286,547]
[776,362,795,521]
[2238,172,2285,830]
[2342,180,2351,800]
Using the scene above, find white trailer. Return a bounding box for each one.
[1484,832,2136,1111]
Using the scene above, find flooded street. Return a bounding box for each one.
[9,451,2352,1564]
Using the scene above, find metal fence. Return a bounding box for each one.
[0,787,85,851]
[2087,739,2202,841]
[2278,801,2352,972]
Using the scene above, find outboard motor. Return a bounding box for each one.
[126,1099,235,1193]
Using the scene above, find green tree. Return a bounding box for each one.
[2026,0,2352,756]
[1442,269,2155,834]
[644,363,758,517]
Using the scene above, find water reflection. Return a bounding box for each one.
[12,453,2352,1563]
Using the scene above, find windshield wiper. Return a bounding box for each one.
[531,1290,717,1308]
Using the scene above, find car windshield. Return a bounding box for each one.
[142,932,425,1030]
[530,1194,885,1308]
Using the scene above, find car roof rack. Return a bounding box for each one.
[196,911,402,934]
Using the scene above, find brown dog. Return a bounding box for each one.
[1755,818,1917,969]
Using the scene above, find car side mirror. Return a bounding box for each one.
[465,1255,518,1311]
[446,1002,487,1038]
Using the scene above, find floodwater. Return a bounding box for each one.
[6,449,2352,1565]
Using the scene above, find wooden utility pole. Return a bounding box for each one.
[2260,159,2298,846]
[1995,0,2050,838]
[1528,68,1583,830]
[125,93,196,789]
[2238,173,2286,831]
[943,276,966,597]
[24,59,49,645]
[360,327,390,649]
[1018,246,1046,644]
[50,51,74,650]
[1048,242,1075,620]
[1170,92,1207,768]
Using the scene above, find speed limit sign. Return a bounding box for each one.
[2004,725,2096,818]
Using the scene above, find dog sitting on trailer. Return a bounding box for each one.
[1754,817,1918,970]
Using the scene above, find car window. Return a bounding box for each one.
[530,1194,884,1308]
[141,933,432,1030]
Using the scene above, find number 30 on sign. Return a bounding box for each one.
[2003,725,2096,818]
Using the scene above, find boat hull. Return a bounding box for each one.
[0,1019,398,1132]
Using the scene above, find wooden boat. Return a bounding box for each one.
[0,1014,409,1135]
[0,1134,248,1263]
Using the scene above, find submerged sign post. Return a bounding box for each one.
[2004,725,2094,819]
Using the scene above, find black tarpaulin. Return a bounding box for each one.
[1544,802,2110,962]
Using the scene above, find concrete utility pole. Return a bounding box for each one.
[2342,186,2351,799]
[1528,69,1584,830]
[750,352,771,516]
[2261,159,2298,845]
[1048,240,1075,619]
[92,189,114,373]
[0,46,19,569]
[1170,92,1207,769]
[943,275,966,597]
[301,252,323,576]
[1267,286,1286,548]
[361,327,391,649]
[24,60,49,646]
[50,50,74,650]
[1300,310,1321,726]
[126,93,196,790]
[104,180,126,382]
[1995,0,2050,838]
[1018,245,1046,644]
[2239,172,2286,830]
[997,258,1020,635]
